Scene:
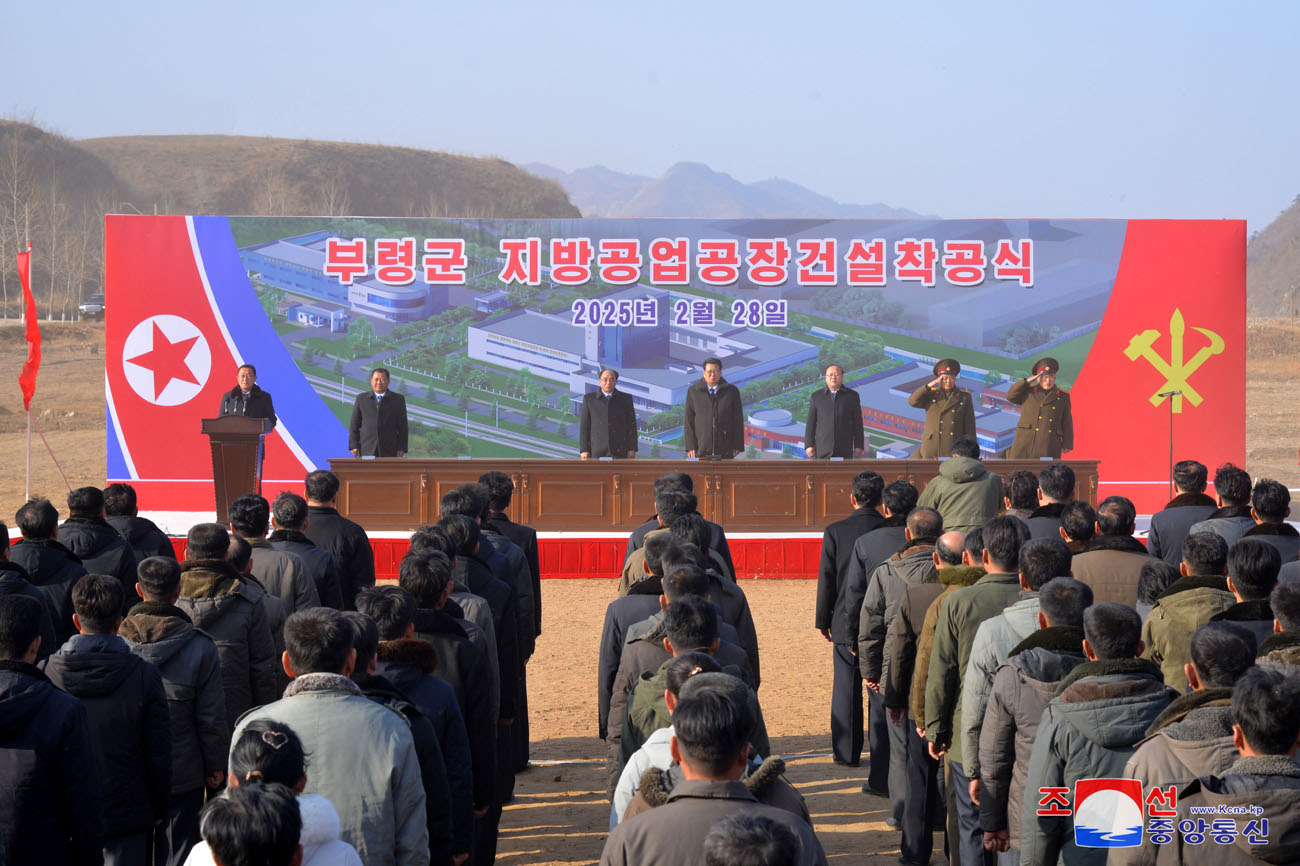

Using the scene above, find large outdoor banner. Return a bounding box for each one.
[104,216,1244,513]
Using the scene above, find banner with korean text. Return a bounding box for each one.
[103,216,1244,512]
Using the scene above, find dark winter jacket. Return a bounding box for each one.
[1210,598,1277,649]
[0,560,59,662]
[625,514,735,585]
[858,538,937,682]
[978,626,1086,847]
[1146,492,1217,565]
[304,505,376,610]
[682,377,744,458]
[107,513,176,564]
[1243,521,1300,563]
[834,515,906,645]
[354,671,457,865]
[175,558,279,729]
[267,529,345,609]
[218,384,276,427]
[1024,501,1067,541]
[1021,658,1176,866]
[487,511,542,635]
[120,602,229,794]
[410,608,496,809]
[598,579,664,738]
[376,638,474,852]
[8,537,87,642]
[452,555,520,721]
[816,506,886,631]
[58,515,140,610]
[0,659,103,866]
[41,633,171,835]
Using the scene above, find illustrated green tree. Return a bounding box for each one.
[746,443,760,459]
[333,358,344,375]
[650,442,662,458]
[985,369,1001,385]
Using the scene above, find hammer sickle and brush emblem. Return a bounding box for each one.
[1123,308,1224,413]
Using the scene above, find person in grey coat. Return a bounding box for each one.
[1187,462,1256,547]
[233,607,429,866]
[230,494,319,614]
[1239,479,1300,562]
[1020,603,1177,866]
[120,557,228,866]
[960,537,1073,798]
[175,523,278,731]
[978,577,1090,859]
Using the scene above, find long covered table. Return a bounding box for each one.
[328,458,1099,533]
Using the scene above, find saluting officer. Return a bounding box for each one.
[1006,356,1073,458]
[908,358,976,458]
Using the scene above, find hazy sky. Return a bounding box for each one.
[5,0,1297,231]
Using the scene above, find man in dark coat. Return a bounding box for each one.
[1147,460,1218,565]
[1188,462,1256,547]
[1024,462,1075,540]
[683,356,744,459]
[104,482,176,562]
[58,486,139,613]
[804,364,864,459]
[120,557,228,866]
[624,472,735,580]
[581,368,638,459]
[1212,539,1282,647]
[41,574,171,865]
[480,470,542,636]
[1241,478,1300,563]
[304,469,377,610]
[1006,356,1073,459]
[10,497,88,641]
[349,366,408,457]
[268,491,345,609]
[0,523,59,663]
[217,363,276,427]
[601,535,674,738]
[0,593,103,866]
[908,358,976,459]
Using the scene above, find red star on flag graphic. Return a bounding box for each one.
[124,321,202,400]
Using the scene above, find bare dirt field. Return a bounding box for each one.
[1,319,1298,864]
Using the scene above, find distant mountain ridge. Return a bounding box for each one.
[524,161,933,220]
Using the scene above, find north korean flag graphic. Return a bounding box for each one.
[105,216,347,511]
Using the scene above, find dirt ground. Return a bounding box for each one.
[1,319,1298,864]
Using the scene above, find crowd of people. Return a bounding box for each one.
[3,453,1300,866]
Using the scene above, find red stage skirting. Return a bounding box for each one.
[170,537,821,581]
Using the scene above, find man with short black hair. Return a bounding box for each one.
[304,469,377,610]
[0,593,103,866]
[601,534,675,739]
[621,488,732,590]
[1025,463,1075,541]
[1068,495,1150,606]
[926,514,1027,866]
[1056,500,1095,555]
[1002,470,1039,522]
[1112,666,1300,866]
[58,486,139,612]
[234,608,429,865]
[600,675,827,866]
[1142,532,1235,690]
[979,577,1091,862]
[1147,460,1218,566]
[176,523,278,730]
[1137,559,1182,622]
[1187,462,1256,547]
[1213,539,1282,645]
[122,557,229,866]
[1125,621,1256,789]
[42,573,171,866]
[683,357,744,459]
[1021,603,1174,866]
[480,471,541,637]
[816,471,886,767]
[1258,579,1300,666]
[0,517,59,661]
[1243,478,1300,562]
[103,482,176,562]
[624,474,734,576]
[349,366,408,458]
[199,783,300,866]
[229,493,318,613]
[268,491,344,609]
[918,438,1004,534]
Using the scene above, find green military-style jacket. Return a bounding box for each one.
[909,385,977,459]
[1006,379,1073,458]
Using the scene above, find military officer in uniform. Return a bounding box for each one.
[908,358,976,458]
[1006,356,1073,458]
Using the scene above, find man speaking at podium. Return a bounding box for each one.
[349,367,408,458]
[219,364,277,428]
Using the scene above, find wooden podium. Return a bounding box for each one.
[202,416,270,523]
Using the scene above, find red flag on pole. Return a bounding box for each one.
[18,243,40,411]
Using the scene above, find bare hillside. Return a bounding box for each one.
[1247,195,1300,317]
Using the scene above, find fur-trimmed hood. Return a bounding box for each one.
[1146,686,1233,736]
[1029,502,1067,519]
[636,755,788,809]
[1162,491,1218,510]
[1245,522,1300,538]
[1009,625,1084,658]
[376,637,439,674]
[937,564,985,587]
[1084,534,1149,555]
